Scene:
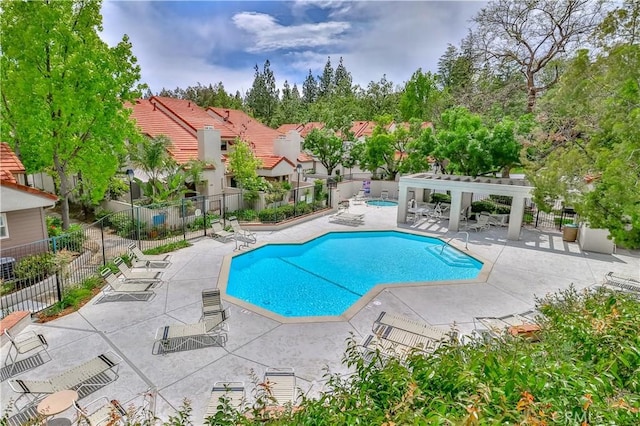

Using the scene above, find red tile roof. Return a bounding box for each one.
[151,97,237,139]
[128,100,200,164]
[0,142,25,183]
[259,155,296,170]
[208,107,285,157]
[277,122,325,138]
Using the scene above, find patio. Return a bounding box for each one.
[2,202,639,423]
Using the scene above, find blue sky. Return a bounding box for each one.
[101,1,487,95]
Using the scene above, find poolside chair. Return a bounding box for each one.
[204,381,246,421]
[466,214,491,232]
[380,190,389,200]
[358,334,413,362]
[114,257,163,281]
[211,221,234,242]
[603,271,640,293]
[263,367,298,406]
[8,351,123,410]
[99,268,156,302]
[228,217,257,244]
[127,243,171,268]
[353,190,366,204]
[201,289,223,320]
[328,211,365,226]
[153,310,229,355]
[74,396,127,426]
[3,329,51,377]
[473,310,540,340]
[374,312,453,341]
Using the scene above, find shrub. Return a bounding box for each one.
[109,212,145,238]
[489,194,513,205]
[51,224,86,252]
[143,240,191,255]
[471,200,497,213]
[227,209,258,222]
[13,252,57,282]
[189,213,219,231]
[430,192,451,203]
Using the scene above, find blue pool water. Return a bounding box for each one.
[366,199,398,207]
[226,231,483,317]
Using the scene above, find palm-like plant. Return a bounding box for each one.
[130,135,176,198]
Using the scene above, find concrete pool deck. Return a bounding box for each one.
[2,203,639,422]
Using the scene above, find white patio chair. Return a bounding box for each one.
[3,329,51,377]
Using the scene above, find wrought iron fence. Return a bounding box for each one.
[0,190,331,317]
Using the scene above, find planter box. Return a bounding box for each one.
[578,224,615,254]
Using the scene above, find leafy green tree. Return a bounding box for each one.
[528,1,640,248]
[333,57,353,97]
[359,75,400,120]
[471,0,603,112]
[227,139,264,197]
[272,81,303,127]
[398,69,445,122]
[303,128,345,177]
[0,0,144,229]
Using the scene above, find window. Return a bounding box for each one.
[0,213,7,238]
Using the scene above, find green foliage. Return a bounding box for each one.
[0,0,144,229]
[313,180,325,202]
[430,193,451,204]
[109,212,146,238]
[142,240,191,255]
[399,68,445,122]
[227,139,265,192]
[226,209,258,222]
[189,213,219,231]
[14,253,57,281]
[303,128,345,177]
[471,200,499,213]
[41,276,103,316]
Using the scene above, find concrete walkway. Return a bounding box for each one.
[2,204,639,422]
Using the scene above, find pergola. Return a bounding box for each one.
[397,173,535,241]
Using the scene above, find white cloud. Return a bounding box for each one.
[232,12,350,52]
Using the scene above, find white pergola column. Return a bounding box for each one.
[507,195,526,240]
[397,182,410,223]
[448,190,463,231]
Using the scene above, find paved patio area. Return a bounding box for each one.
[2,203,639,422]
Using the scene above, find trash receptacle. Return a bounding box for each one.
[563,224,578,242]
[0,257,16,280]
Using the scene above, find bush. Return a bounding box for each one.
[430,193,451,203]
[227,209,258,222]
[189,213,219,231]
[143,240,191,255]
[51,224,86,252]
[489,194,513,205]
[471,200,498,213]
[109,212,145,238]
[13,252,57,281]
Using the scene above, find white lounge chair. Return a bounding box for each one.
[373,311,454,351]
[329,211,365,226]
[74,396,127,426]
[8,352,123,409]
[603,271,640,293]
[204,381,245,421]
[114,257,162,281]
[228,217,256,244]
[154,311,229,354]
[127,243,171,268]
[201,289,223,320]
[353,190,366,205]
[99,269,156,302]
[473,310,540,340]
[211,221,234,242]
[264,367,298,406]
[467,214,491,232]
[3,329,51,377]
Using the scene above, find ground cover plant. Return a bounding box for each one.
[199,286,639,425]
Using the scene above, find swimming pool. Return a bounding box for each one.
[225,231,483,318]
[366,199,398,207]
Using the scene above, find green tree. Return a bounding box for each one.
[359,75,399,120]
[245,60,279,125]
[398,69,445,122]
[333,57,353,97]
[303,128,345,177]
[227,139,264,199]
[272,81,303,127]
[129,135,176,199]
[302,69,318,105]
[0,0,144,229]
[528,1,640,248]
[318,56,334,99]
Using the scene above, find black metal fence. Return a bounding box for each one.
[0,190,331,317]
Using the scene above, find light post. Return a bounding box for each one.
[126,169,135,238]
[293,164,302,217]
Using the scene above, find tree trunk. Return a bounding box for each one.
[526,73,536,113]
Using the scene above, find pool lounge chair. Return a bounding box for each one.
[73,396,127,426]
[153,310,229,355]
[466,214,491,232]
[473,310,540,340]
[374,311,453,343]
[99,269,156,302]
[353,190,366,205]
[603,271,640,293]
[127,243,171,268]
[201,289,224,320]
[329,211,365,226]
[211,221,234,242]
[358,334,416,362]
[2,329,51,377]
[114,257,163,281]
[204,381,246,421]
[8,351,123,410]
[228,217,257,244]
[264,367,298,406]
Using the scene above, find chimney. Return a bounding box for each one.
[153,102,156,111]
[187,101,191,107]
[224,110,230,121]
